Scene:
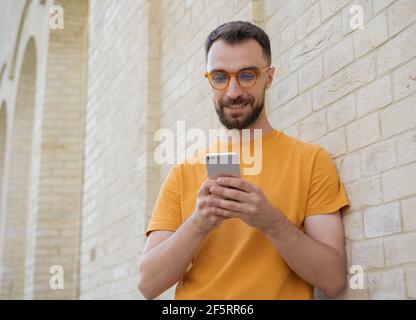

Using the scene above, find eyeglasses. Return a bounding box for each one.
[204,66,272,90]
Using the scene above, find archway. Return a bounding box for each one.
[0,102,7,232]
[25,0,88,299]
[0,38,37,299]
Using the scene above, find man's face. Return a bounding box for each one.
[206,39,274,130]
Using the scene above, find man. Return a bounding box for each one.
[138,21,349,300]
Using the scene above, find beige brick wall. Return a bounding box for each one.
[24,0,88,299]
[0,0,415,300]
[262,0,416,299]
[0,38,37,299]
[79,0,157,299]
[0,103,6,225]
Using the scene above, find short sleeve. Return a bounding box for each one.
[305,148,349,216]
[145,164,182,237]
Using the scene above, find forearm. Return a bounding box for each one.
[264,213,346,297]
[138,216,208,299]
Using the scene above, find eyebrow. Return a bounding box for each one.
[208,65,260,73]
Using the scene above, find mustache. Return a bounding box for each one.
[219,96,254,107]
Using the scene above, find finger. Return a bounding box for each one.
[198,197,209,209]
[208,196,247,213]
[209,185,249,202]
[216,177,256,193]
[198,179,218,196]
[211,207,239,219]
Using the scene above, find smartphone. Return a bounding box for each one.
[205,152,240,179]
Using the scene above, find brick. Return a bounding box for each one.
[346,113,380,151]
[360,139,396,176]
[313,53,376,110]
[273,51,291,81]
[269,90,312,129]
[368,269,406,299]
[313,127,346,158]
[351,238,384,269]
[298,56,323,93]
[341,0,373,36]
[263,0,283,18]
[324,36,354,77]
[356,75,392,117]
[112,265,128,280]
[296,2,320,40]
[387,0,416,37]
[278,23,296,53]
[401,197,416,232]
[266,0,310,40]
[392,57,416,101]
[326,93,356,131]
[343,210,364,240]
[290,14,343,72]
[338,151,361,183]
[345,176,383,210]
[382,162,416,202]
[353,12,388,58]
[397,129,416,165]
[372,0,394,14]
[363,202,401,238]
[269,73,298,108]
[321,0,349,21]
[405,266,416,298]
[299,108,327,142]
[381,94,416,138]
[384,232,416,265]
[376,22,416,75]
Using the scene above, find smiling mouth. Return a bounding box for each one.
[225,102,249,110]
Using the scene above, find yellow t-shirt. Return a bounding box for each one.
[146,129,349,299]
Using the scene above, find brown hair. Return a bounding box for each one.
[205,21,272,64]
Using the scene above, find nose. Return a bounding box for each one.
[225,76,244,100]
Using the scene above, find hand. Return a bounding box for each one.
[207,177,281,234]
[190,179,230,233]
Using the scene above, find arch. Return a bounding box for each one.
[24,0,89,299]
[0,38,37,299]
[8,0,32,80]
[0,64,6,93]
[0,102,7,234]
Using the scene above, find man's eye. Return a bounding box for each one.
[211,72,228,82]
[239,71,256,81]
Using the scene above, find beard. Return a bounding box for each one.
[215,93,265,130]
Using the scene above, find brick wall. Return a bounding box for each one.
[0,0,414,300]
[23,0,88,299]
[0,103,6,227]
[80,0,157,299]
[263,0,416,299]
[0,38,37,299]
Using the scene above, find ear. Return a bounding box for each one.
[265,66,275,90]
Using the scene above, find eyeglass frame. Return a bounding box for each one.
[204,65,272,90]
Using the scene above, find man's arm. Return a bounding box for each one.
[138,179,229,299]
[208,177,347,298]
[138,220,208,300]
[263,211,346,298]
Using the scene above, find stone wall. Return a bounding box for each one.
[0,0,415,299]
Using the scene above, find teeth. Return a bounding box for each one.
[228,103,247,109]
